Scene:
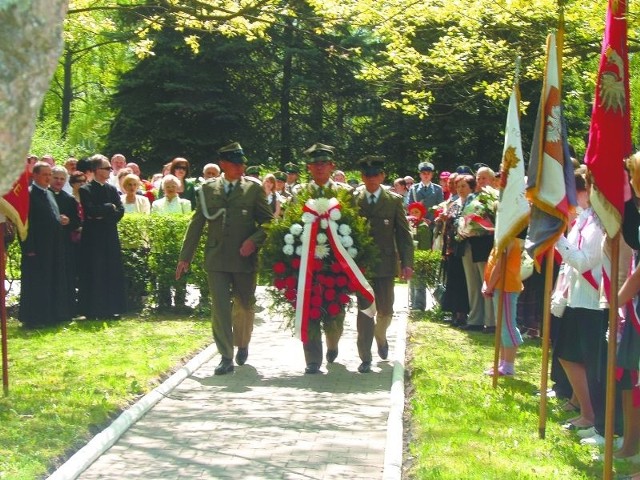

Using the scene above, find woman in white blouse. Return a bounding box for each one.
[262,173,282,218]
[151,175,192,215]
[121,174,151,214]
[554,170,606,432]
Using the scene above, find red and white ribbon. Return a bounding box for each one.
[295,197,376,342]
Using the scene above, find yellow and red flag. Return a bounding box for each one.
[525,33,576,270]
[584,0,631,238]
[0,167,30,241]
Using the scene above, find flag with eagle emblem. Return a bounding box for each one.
[494,82,529,254]
[525,33,576,270]
[584,0,631,238]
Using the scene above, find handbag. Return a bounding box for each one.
[433,282,446,304]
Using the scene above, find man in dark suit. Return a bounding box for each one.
[292,142,352,374]
[354,156,414,373]
[407,161,444,310]
[19,162,71,328]
[176,142,274,375]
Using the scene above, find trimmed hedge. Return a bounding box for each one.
[6,215,443,312]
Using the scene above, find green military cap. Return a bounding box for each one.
[358,155,386,176]
[303,143,335,163]
[245,165,260,176]
[283,162,300,174]
[274,171,287,181]
[218,141,247,164]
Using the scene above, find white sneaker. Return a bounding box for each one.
[581,434,623,449]
[576,427,596,439]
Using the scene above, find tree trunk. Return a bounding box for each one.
[279,19,294,167]
[61,47,73,139]
[0,0,68,196]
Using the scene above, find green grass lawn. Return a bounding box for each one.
[405,308,635,480]
[0,315,211,480]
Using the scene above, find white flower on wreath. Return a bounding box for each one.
[290,224,303,236]
[295,245,303,256]
[347,247,358,258]
[316,232,327,244]
[282,244,295,256]
[315,243,330,259]
[340,235,354,248]
[302,212,315,224]
[338,224,351,236]
[329,209,341,221]
[284,233,295,245]
[309,197,330,214]
[320,219,329,229]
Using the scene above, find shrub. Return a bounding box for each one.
[413,249,442,289]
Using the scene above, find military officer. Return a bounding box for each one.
[176,142,274,375]
[354,156,414,373]
[293,142,352,374]
[283,162,301,194]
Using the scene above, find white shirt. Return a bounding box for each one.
[556,208,604,310]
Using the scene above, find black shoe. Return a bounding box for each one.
[451,319,466,328]
[326,349,338,363]
[378,342,389,360]
[482,326,496,334]
[305,363,321,374]
[214,358,234,375]
[460,324,483,332]
[235,347,248,366]
[358,361,372,373]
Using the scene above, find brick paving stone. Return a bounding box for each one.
[76,285,409,480]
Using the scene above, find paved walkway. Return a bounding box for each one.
[56,285,411,480]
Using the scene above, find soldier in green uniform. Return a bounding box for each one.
[283,162,301,194]
[354,156,414,373]
[176,142,274,375]
[293,143,352,374]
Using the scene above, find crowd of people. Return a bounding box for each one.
[11,142,640,468]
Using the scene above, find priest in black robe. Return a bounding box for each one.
[19,162,71,328]
[78,154,126,318]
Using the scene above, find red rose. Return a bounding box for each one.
[284,289,297,301]
[335,275,348,287]
[330,262,342,273]
[311,295,323,307]
[274,278,286,290]
[327,303,341,316]
[322,276,336,288]
[338,293,350,304]
[273,262,287,275]
[291,257,301,269]
[312,283,323,296]
[309,307,322,320]
[324,289,336,301]
[313,259,323,271]
[285,276,297,289]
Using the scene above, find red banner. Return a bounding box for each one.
[584,0,631,238]
[0,167,30,241]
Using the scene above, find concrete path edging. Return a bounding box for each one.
[382,314,407,480]
[47,343,219,480]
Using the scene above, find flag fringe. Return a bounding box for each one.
[0,198,28,241]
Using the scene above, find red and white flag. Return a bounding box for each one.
[525,33,576,270]
[584,0,631,238]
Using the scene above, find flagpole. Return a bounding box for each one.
[603,234,620,480]
[492,251,508,388]
[1,222,9,395]
[538,248,554,439]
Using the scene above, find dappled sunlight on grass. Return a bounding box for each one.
[405,311,621,479]
[0,316,210,479]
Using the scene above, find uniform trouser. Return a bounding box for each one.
[303,313,344,366]
[461,243,494,327]
[208,271,256,360]
[357,277,394,362]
